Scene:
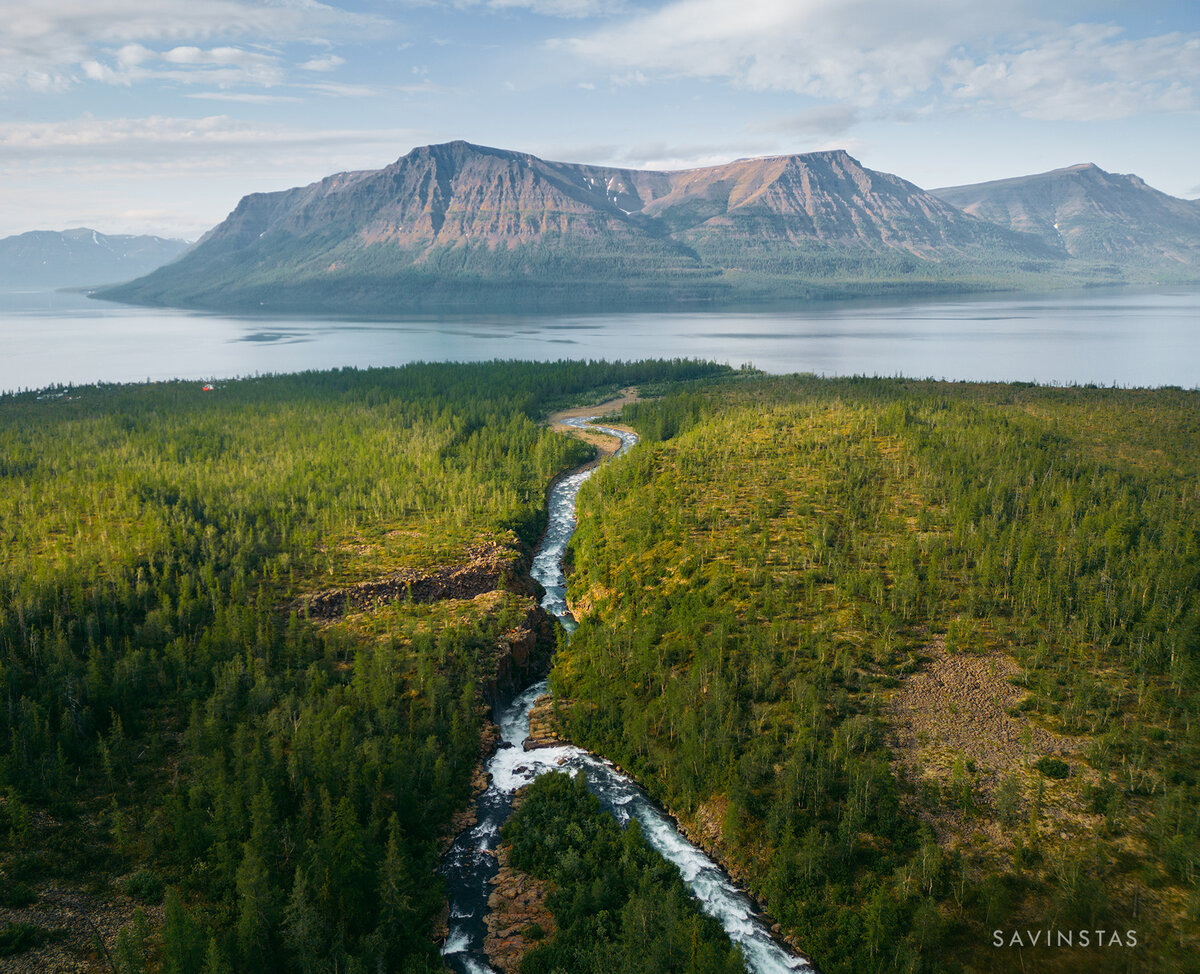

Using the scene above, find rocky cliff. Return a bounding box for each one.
[96,141,1068,313]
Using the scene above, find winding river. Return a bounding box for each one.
[440,417,812,974]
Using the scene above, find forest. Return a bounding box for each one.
[500,772,746,974]
[2,361,1197,973]
[0,359,725,972]
[552,374,1200,972]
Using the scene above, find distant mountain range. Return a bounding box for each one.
[932,164,1200,269]
[95,142,1200,313]
[0,228,190,288]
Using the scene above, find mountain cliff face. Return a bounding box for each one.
[96,142,1077,313]
[0,228,190,288]
[642,150,1014,251]
[932,164,1200,269]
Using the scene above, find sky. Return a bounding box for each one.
[1,0,1198,241]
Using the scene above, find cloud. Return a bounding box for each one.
[545,139,784,172]
[414,0,624,18]
[185,91,305,103]
[0,112,429,237]
[299,81,384,97]
[0,0,389,93]
[944,24,1200,120]
[553,0,1200,121]
[299,53,345,71]
[485,0,625,17]
[0,115,413,155]
[81,44,287,87]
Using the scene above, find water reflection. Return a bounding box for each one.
[2,285,1198,393]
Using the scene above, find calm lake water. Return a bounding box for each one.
[1,285,1197,393]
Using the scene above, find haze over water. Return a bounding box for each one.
[2,286,1197,393]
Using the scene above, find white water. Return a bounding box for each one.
[441,418,812,974]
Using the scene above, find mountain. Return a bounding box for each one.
[0,228,191,288]
[932,164,1200,272]
[97,141,1063,314]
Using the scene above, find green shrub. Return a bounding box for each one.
[0,923,64,957]
[0,882,36,908]
[1035,756,1070,780]
[123,870,165,905]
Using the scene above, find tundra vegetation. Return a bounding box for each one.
[0,360,725,972]
[1,362,1197,973]
[553,374,1200,972]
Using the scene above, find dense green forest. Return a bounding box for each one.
[4,361,1198,973]
[501,772,746,974]
[0,360,726,972]
[554,375,1200,973]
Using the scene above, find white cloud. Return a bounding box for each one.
[553,0,1200,121]
[423,0,624,17]
[185,91,305,103]
[0,0,389,93]
[300,81,384,97]
[0,115,412,153]
[485,0,625,17]
[545,139,785,172]
[0,113,433,237]
[300,53,345,71]
[945,24,1200,120]
[81,44,287,87]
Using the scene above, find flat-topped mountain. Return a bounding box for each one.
[97,142,1160,314]
[932,164,1200,270]
[0,228,190,288]
[637,150,1022,251]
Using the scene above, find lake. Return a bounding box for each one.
[1,285,1197,393]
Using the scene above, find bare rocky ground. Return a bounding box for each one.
[299,541,524,620]
[884,636,1102,856]
[523,695,563,751]
[0,880,162,973]
[483,842,556,973]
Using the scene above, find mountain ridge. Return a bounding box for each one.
[932,163,1200,267]
[0,228,191,288]
[95,142,1196,314]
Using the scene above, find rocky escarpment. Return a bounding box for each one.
[98,140,1073,315]
[298,542,529,620]
[492,605,558,696]
[298,540,559,698]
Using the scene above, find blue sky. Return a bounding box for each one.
[2,0,1197,239]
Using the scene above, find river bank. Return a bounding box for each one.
[440,410,811,974]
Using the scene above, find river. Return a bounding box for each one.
[440,418,811,974]
[2,285,1198,393]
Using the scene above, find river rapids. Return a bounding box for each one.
[440,417,812,974]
